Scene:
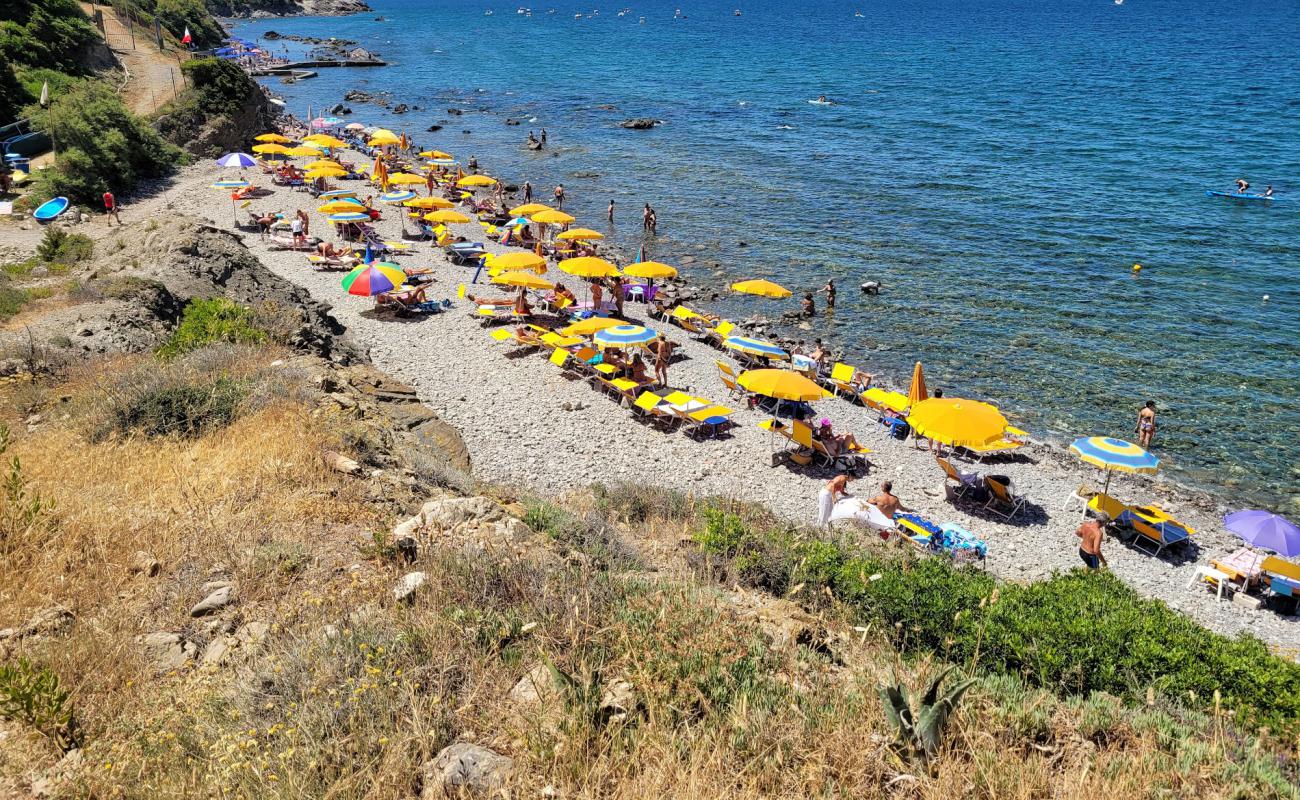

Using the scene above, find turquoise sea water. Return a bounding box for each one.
[233,0,1300,509]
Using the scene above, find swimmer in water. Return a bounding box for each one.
[818,95,828,103]
[1264,185,1274,198]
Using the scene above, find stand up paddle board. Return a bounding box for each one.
[1206,190,1288,202]
[32,196,69,222]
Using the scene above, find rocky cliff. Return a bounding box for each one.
[206,0,371,17]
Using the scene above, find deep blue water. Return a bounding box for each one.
[233,0,1300,510]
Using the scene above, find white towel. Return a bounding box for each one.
[817,489,834,528]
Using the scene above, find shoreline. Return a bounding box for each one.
[117,150,1298,650]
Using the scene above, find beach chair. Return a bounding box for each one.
[716,361,745,400]
[548,347,571,372]
[1117,506,1193,556]
[679,404,735,439]
[601,377,643,406]
[825,363,860,399]
[937,457,982,500]
[704,319,736,348]
[631,391,675,430]
[984,478,1027,520]
[1062,484,1099,514]
[1087,493,1133,525]
[1259,556,1300,608]
[958,437,1026,462]
[670,306,709,338]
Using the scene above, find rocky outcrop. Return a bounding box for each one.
[206,0,372,18]
[421,743,514,798]
[619,118,663,130]
[155,67,274,159]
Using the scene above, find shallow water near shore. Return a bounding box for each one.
[232,0,1300,510]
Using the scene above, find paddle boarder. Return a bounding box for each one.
[103,190,120,226]
[1235,178,1249,194]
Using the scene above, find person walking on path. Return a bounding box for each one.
[103,190,121,225]
[1136,400,1157,449]
[817,474,852,528]
[1076,514,1108,569]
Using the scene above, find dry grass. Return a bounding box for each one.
[0,349,1295,799]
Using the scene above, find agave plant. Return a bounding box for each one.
[879,666,976,762]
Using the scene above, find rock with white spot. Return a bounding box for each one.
[393,571,427,603]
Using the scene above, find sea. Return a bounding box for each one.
[231,0,1300,511]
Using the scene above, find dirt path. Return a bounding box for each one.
[81,2,191,116]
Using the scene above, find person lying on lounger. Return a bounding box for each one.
[467,293,517,306]
[377,286,427,312]
[816,419,865,456]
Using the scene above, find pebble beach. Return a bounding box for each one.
[123,155,1298,651]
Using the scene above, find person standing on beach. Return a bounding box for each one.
[297,209,310,239]
[612,277,626,318]
[1136,400,1157,448]
[102,190,121,226]
[817,474,852,528]
[426,171,435,197]
[290,212,304,248]
[1076,514,1108,569]
[607,199,615,223]
[653,337,673,386]
[554,184,565,209]
[523,181,533,203]
[590,279,603,311]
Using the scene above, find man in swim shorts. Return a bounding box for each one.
[1076,513,1108,569]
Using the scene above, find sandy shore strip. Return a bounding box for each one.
[124,159,1298,650]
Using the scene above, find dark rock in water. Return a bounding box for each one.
[462,129,471,134]
[619,118,662,130]
[339,106,352,115]
[594,104,619,111]
[447,108,464,115]
[738,241,748,247]
[505,118,521,126]
[571,171,600,178]
[264,30,282,39]
[427,124,443,132]
[393,103,408,114]
[503,184,518,193]
[411,104,420,111]
[327,103,345,114]
[375,15,387,21]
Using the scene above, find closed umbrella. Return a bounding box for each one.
[907,361,928,408]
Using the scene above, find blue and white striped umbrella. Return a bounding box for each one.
[216,152,257,168]
[328,211,372,223]
[379,190,417,203]
[723,336,789,359]
[593,324,659,349]
[318,189,358,200]
[1068,436,1160,474]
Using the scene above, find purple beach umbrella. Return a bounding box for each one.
[1224,510,1300,557]
[216,152,257,168]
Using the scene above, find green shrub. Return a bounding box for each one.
[592,482,695,524]
[158,297,267,358]
[35,226,93,265]
[111,0,223,49]
[0,284,30,322]
[0,0,98,124]
[522,498,640,570]
[694,517,1300,732]
[0,658,80,752]
[106,374,243,439]
[34,82,181,205]
[2,258,39,277]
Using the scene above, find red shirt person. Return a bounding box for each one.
[103,191,120,225]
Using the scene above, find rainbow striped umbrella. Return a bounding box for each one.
[341,263,406,296]
[1069,436,1160,498]
[593,324,659,349]
[723,336,789,359]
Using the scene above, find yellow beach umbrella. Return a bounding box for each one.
[254,133,292,143]
[305,160,343,171]
[252,143,289,154]
[907,398,1008,448]
[318,200,364,213]
[424,209,471,224]
[405,196,453,209]
[387,173,426,186]
[732,279,792,298]
[560,317,625,336]
[420,149,453,159]
[303,134,346,148]
[284,145,323,157]
[738,369,829,402]
[368,129,401,146]
[907,361,928,409]
[510,202,553,216]
[559,257,620,278]
[531,209,576,225]
[305,167,346,179]
[491,251,548,273]
[622,261,678,280]
[556,228,605,241]
[457,175,498,187]
[492,271,555,290]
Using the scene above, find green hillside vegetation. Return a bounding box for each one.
[0,0,100,125]
[109,0,224,49]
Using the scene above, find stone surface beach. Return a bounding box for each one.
[112,157,1296,650]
